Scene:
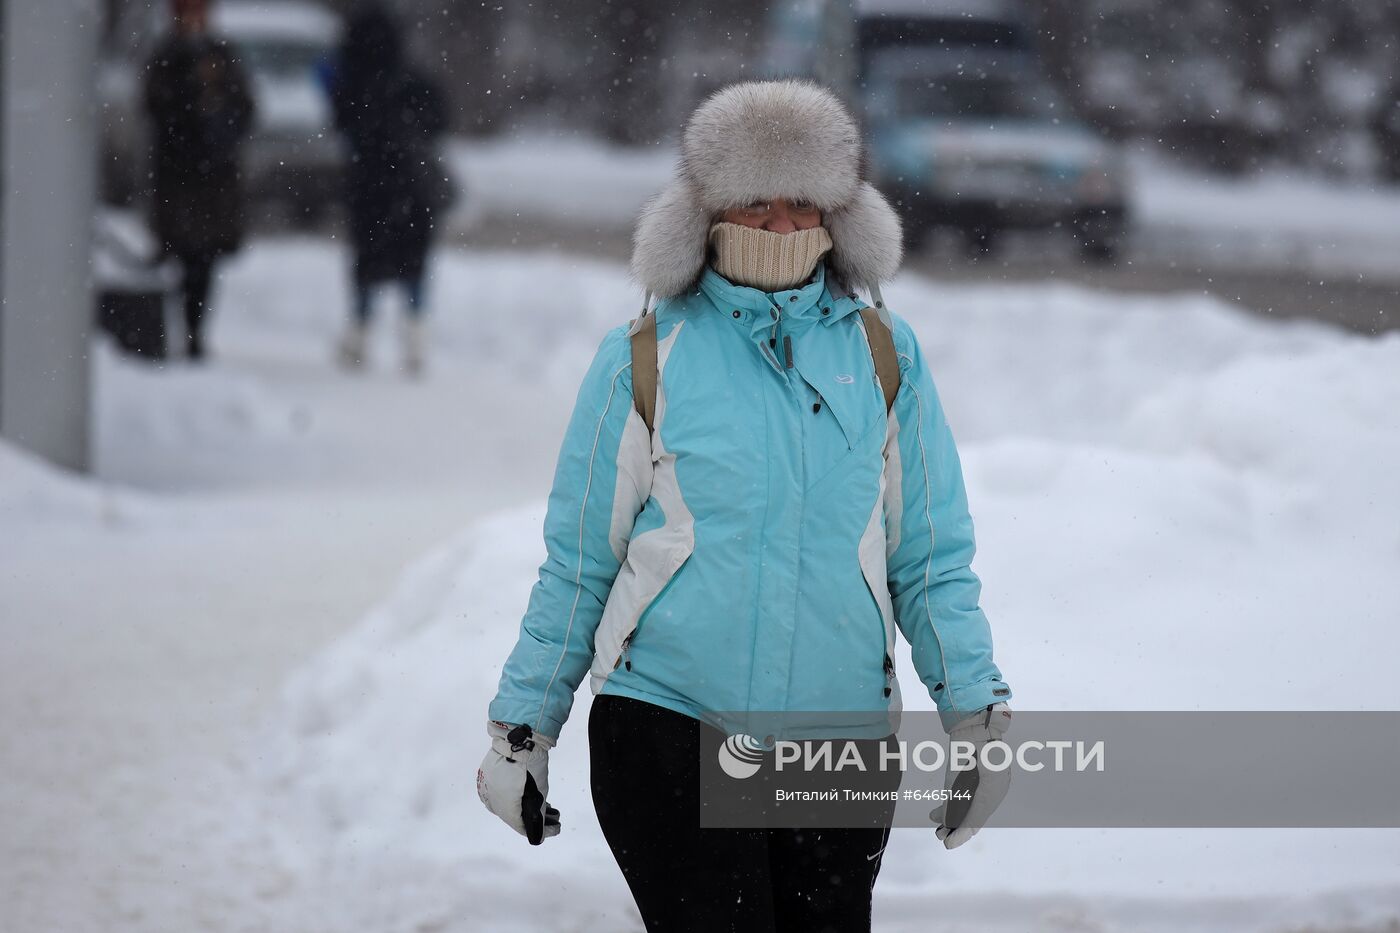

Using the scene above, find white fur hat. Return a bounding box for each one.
[631,79,903,299]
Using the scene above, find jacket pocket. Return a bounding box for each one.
[807,411,884,495]
[797,364,885,493]
[604,537,691,669]
[615,546,693,672]
[591,525,695,685]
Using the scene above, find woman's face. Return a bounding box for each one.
[719,197,823,233]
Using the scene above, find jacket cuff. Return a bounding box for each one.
[487,698,564,744]
[936,679,1013,732]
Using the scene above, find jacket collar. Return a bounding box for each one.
[696,262,865,341]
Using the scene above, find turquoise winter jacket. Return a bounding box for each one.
[489,262,1010,741]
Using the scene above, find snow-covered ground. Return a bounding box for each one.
[2,235,1399,931]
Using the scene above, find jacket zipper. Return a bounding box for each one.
[762,305,788,373]
[775,302,794,370]
[760,299,892,703]
[774,303,887,700]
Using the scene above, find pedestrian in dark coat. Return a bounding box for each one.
[329,5,449,374]
[144,0,255,360]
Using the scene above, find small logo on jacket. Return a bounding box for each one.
[718,734,766,780]
[834,373,855,384]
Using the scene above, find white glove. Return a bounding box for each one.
[476,720,561,845]
[931,703,1012,850]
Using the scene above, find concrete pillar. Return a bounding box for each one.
[1,0,100,472]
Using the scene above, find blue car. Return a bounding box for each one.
[865,47,1130,260]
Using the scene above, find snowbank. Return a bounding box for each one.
[259,249,1400,929]
[92,238,639,491]
[259,505,644,931]
[1129,148,1400,275]
[0,438,155,530]
[1130,147,1400,242]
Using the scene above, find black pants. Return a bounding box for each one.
[589,695,893,933]
[178,252,217,358]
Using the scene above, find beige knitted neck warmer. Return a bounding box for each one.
[708,222,833,292]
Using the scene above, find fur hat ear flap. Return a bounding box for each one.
[824,182,904,294]
[630,179,713,299]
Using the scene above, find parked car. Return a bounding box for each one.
[853,0,1034,62]
[99,0,344,227]
[767,0,1131,260]
[864,47,1130,260]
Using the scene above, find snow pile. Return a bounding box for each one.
[1129,148,1400,275]
[0,438,154,529]
[877,279,1332,445]
[94,339,310,488]
[97,341,303,450]
[260,504,638,931]
[264,506,541,866]
[258,251,1400,929]
[1130,147,1400,244]
[91,239,639,490]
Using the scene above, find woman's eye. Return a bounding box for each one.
[744,201,770,213]
[792,200,815,213]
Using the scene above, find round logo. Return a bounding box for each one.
[718,733,767,780]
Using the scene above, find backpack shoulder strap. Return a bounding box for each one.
[631,306,894,426]
[629,310,659,432]
[858,306,901,413]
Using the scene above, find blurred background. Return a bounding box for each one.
[90,0,1400,343]
[3,1,1399,931]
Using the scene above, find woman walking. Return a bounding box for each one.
[478,80,1013,931]
[329,5,448,374]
